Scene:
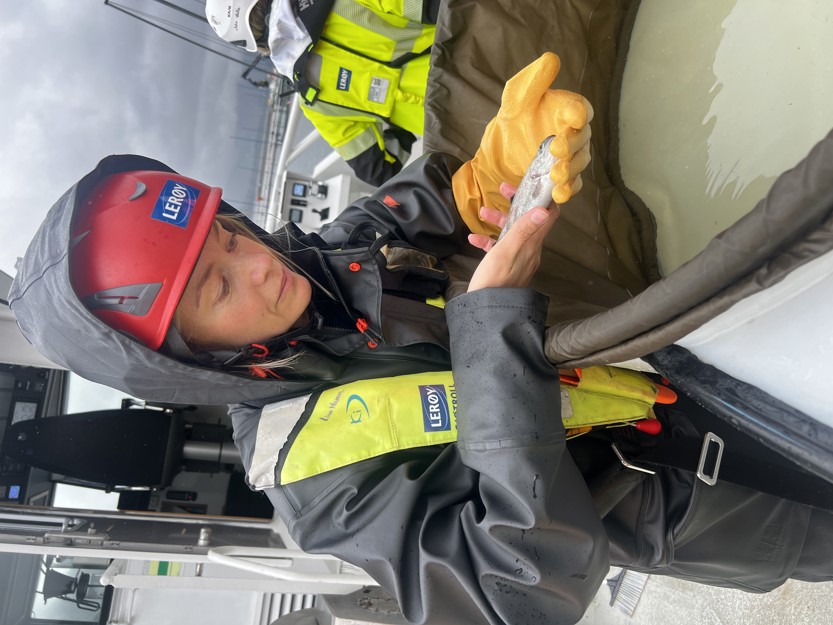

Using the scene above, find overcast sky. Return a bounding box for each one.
[1,0,273,277]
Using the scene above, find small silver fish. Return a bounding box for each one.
[498,135,557,241]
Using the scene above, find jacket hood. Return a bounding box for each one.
[8,155,361,405]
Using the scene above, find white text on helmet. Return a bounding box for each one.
[163,183,189,221]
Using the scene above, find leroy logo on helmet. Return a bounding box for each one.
[151,180,200,229]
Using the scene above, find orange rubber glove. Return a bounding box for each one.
[452,52,594,236]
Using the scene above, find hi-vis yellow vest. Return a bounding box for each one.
[296,0,433,160]
[300,0,434,115]
[247,366,666,490]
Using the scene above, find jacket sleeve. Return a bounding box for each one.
[441,288,610,622]
[447,289,609,623]
[235,288,609,625]
[319,151,473,259]
[343,132,410,188]
[299,100,413,187]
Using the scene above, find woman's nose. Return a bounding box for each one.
[241,251,272,286]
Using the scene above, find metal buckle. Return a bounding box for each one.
[696,432,724,486]
[611,443,656,475]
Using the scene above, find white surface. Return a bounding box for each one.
[677,248,833,425]
[52,484,120,511]
[0,304,63,369]
[64,371,136,414]
[109,587,264,625]
[619,0,833,274]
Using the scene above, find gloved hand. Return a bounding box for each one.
[452,52,594,235]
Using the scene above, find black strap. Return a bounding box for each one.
[387,47,431,69]
[292,0,336,103]
[646,346,833,499]
[293,0,334,42]
[620,355,833,513]
[344,219,391,250]
[630,436,833,512]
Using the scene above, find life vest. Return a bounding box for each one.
[247,366,669,488]
[292,0,434,143]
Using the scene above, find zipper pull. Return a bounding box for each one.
[355,318,381,349]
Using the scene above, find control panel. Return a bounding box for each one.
[280,173,351,233]
[0,364,63,505]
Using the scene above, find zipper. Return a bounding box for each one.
[345,349,449,368]
[312,249,383,348]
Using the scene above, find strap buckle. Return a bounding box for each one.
[696,432,724,486]
[611,443,656,475]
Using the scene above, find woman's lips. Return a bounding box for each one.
[277,268,289,304]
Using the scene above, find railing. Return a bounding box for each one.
[207,545,375,590]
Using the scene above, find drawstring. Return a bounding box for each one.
[250,343,269,358]
[250,366,284,379]
[246,343,285,380]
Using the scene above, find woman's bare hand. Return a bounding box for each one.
[467,182,559,291]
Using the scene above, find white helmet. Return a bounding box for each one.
[205,0,261,52]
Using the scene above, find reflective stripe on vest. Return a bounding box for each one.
[248,366,661,488]
[329,0,433,63]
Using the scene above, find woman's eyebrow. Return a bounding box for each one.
[193,224,221,309]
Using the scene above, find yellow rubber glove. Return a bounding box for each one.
[452,52,594,235]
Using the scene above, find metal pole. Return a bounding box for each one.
[182,440,242,465]
[148,0,206,21]
[265,94,305,233]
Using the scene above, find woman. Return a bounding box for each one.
[10,56,832,625]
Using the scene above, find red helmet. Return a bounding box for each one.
[69,167,222,350]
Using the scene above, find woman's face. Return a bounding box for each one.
[176,222,312,349]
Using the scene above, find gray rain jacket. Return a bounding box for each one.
[9,152,820,625]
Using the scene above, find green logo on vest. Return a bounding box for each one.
[346,394,369,423]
